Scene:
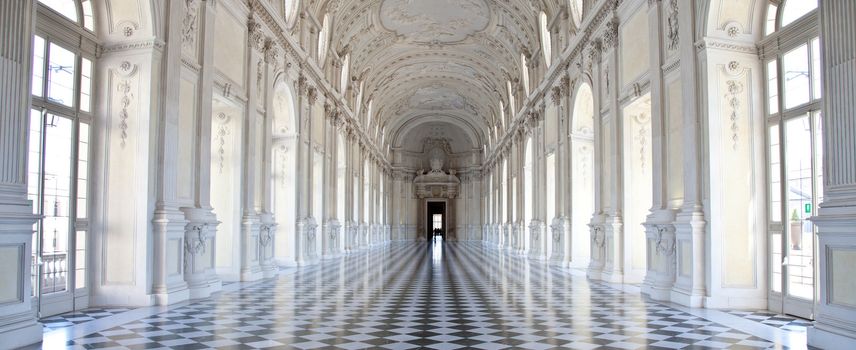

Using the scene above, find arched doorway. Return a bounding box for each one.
[271,80,298,266]
[570,83,594,267]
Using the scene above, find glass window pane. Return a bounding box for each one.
[767,60,779,115]
[39,0,79,23]
[41,114,74,294]
[812,38,821,100]
[781,0,817,28]
[785,115,813,300]
[765,3,778,35]
[81,0,94,31]
[75,230,86,289]
[77,123,89,219]
[29,110,44,216]
[772,231,782,293]
[769,125,782,222]
[32,36,46,97]
[47,43,77,107]
[783,44,810,110]
[80,58,92,112]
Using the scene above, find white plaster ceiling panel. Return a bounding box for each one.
[313,0,552,149]
[379,0,490,44]
[408,85,468,110]
[400,122,473,153]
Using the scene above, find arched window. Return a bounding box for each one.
[29,0,97,315]
[762,0,821,311]
[506,80,516,117]
[498,100,506,130]
[520,54,530,95]
[39,0,94,31]
[539,11,552,67]
[317,14,330,63]
[569,0,583,28]
[365,99,374,129]
[766,0,818,36]
[283,0,300,25]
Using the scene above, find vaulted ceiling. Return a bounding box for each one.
[308,0,562,155]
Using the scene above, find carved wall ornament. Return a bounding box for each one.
[116,20,139,37]
[222,83,233,98]
[215,113,231,174]
[184,223,209,271]
[634,113,651,172]
[116,79,133,148]
[182,0,200,50]
[256,59,264,94]
[655,226,676,256]
[725,80,744,150]
[592,226,605,248]
[667,0,679,50]
[259,225,273,247]
[601,18,620,48]
[724,21,742,38]
[248,18,266,51]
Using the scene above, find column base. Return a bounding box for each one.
[188,279,222,300]
[152,283,190,306]
[0,312,42,349]
[669,286,704,308]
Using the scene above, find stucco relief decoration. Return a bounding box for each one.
[182,0,200,49]
[655,226,676,256]
[215,113,231,174]
[115,20,138,37]
[592,226,605,248]
[407,85,467,110]
[259,225,273,247]
[635,113,650,172]
[666,0,679,50]
[725,79,744,150]
[379,0,490,44]
[115,61,136,149]
[184,223,208,270]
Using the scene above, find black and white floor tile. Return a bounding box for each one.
[725,310,813,333]
[40,308,136,331]
[35,241,812,349]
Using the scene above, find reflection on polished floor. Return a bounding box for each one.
[40,242,808,350]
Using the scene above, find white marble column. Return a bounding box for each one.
[809,1,856,347]
[640,0,677,302]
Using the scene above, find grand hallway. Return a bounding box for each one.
[38,242,806,350]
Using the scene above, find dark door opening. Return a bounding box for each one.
[427,201,446,241]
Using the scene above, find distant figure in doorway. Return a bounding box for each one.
[433,228,444,241]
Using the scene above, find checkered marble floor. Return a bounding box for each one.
[725,310,813,333]
[41,241,809,349]
[40,308,136,331]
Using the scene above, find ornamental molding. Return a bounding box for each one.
[102,39,165,53]
[694,37,757,55]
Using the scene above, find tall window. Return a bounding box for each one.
[283,0,300,25]
[317,14,330,64]
[763,1,821,319]
[29,0,96,316]
[521,54,530,95]
[539,12,552,67]
[569,0,583,28]
[340,54,350,94]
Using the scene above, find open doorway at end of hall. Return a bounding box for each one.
[427,201,446,241]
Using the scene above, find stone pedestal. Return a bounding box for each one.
[642,222,676,302]
[324,219,341,257]
[240,214,264,281]
[296,217,318,265]
[258,215,278,278]
[550,217,571,266]
[182,208,221,299]
[528,220,547,260]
